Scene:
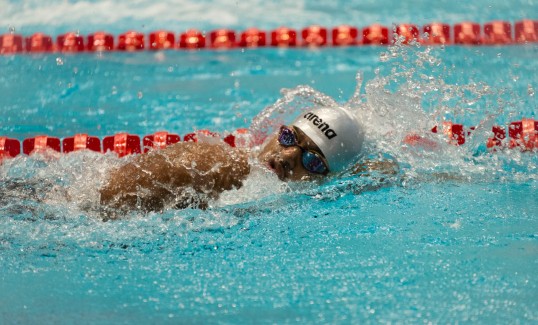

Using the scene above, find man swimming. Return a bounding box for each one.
[100,106,366,216]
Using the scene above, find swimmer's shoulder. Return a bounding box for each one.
[146,141,244,156]
[149,141,250,167]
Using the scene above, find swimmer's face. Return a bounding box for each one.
[257,126,328,181]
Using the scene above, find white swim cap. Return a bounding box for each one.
[292,106,364,172]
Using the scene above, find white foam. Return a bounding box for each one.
[214,164,287,207]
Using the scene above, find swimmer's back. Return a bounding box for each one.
[100,142,250,217]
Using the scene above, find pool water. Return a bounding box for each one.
[1,0,538,323]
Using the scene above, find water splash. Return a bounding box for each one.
[249,41,538,192]
[249,84,338,146]
[0,150,117,220]
[361,42,536,182]
[1,43,536,231]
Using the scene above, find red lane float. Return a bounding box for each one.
[515,19,538,43]
[210,29,236,49]
[271,27,297,47]
[422,23,451,45]
[57,32,84,52]
[149,31,175,50]
[362,24,389,45]
[402,133,439,150]
[143,131,180,152]
[302,25,327,47]
[431,122,466,145]
[454,22,482,45]
[332,25,358,46]
[0,34,23,54]
[183,130,219,142]
[25,33,54,52]
[63,134,101,153]
[23,136,61,155]
[239,28,266,47]
[117,31,145,51]
[508,119,538,150]
[395,24,419,44]
[103,133,141,157]
[87,32,114,51]
[0,137,21,162]
[483,21,512,45]
[487,125,507,149]
[223,128,253,148]
[179,29,205,49]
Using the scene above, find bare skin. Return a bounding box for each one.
[257,126,327,181]
[258,127,400,180]
[100,125,398,216]
[100,126,326,216]
[100,142,250,217]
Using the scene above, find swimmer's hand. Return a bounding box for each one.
[344,158,400,195]
[99,142,250,218]
[352,158,399,176]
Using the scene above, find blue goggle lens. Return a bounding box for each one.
[278,126,296,146]
[278,126,329,175]
[302,151,328,174]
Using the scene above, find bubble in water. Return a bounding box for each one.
[154,52,165,61]
[528,84,535,97]
[138,91,143,99]
[56,57,64,66]
[379,52,390,62]
[8,26,15,34]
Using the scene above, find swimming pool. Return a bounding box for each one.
[1,0,538,323]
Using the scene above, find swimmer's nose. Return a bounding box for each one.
[279,146,301,172]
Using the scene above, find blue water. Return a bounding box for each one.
[1,0,538,324]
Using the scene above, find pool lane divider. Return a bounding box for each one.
[1,120,537,163]
[1,19,537,54]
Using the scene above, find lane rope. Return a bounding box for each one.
[1,120,537,162]
[0,20,537,54]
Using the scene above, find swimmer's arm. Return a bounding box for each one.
[352,158,469,184]
[352,159,399,176]
[99,142,250,216]
[345,158,400,194]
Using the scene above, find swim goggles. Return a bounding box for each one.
[278,125,329,175]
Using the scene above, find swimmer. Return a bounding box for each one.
[100,106,395,217]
